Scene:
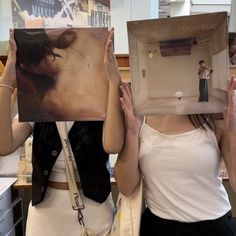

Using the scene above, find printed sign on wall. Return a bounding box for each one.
[11,0,110,28]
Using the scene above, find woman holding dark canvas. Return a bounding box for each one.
[115,82,236,235]
[0,29,124,235]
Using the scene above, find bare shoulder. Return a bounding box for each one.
[214,118,225,142]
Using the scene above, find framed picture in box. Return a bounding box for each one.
[127,12,228,116]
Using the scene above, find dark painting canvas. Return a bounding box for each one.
[14,28,109,122]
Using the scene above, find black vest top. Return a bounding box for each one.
[31,121,111,206]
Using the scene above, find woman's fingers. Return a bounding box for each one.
[105,31,115,64]
[120,82,132,101]
[105,40,114,62]
[122,82,132,100]
[107,28,114,43]
[225,76,236,129]
[7,29,17,61]
[105,28,114,53]
[120,83,132,108]
[228,76,236,103]
[228,76,235,91]
[120,97,129,114]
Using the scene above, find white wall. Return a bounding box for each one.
[170,0,191,17]
[191,0,231,4]
[0,0,13,55]
[111,0,158,54]
[0,1,12,41]
[191,0,231,14]
[229,0,236,32]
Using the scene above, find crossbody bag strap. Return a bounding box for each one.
[56,122,85,226]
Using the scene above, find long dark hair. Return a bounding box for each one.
[14,28,77,67]
[14,29,78,119]
[188,113,223,132]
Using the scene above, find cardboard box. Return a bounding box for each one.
[127,12,228,116]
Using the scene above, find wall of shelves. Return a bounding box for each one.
[229,65,236,76]
[116,54,131,82]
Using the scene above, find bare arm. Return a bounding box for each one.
[218,77,236,192]
[102,29,125,153]
[0,30,32,156]
[114,83,142,196]
[198,66,203,75]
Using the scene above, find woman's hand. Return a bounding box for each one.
[220,76,236,193]
[224,75,236,130]
[104,28,121,84]
[1,29,17,87]
[120,82,143,135]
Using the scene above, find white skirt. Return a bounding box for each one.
[26,187,114,236]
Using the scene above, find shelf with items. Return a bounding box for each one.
[0,178,24,236]
[229,64,236,76]
[119,68,131,82]
[0,60,4,75]
[116,54,131,82]
[0,56,7,67]
[13,137,33,189]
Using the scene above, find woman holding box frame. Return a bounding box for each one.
[116,82,236,235]
[0,29,124,236]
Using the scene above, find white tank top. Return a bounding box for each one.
[139,122,231,222]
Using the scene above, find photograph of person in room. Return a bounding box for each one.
[198,59,213,102]
[0,29,124,236]
[229,33,236,65]
[14,27,110,122]
[115,81,236,236]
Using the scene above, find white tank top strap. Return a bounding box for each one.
[143,116,147,124]
[139,116,146,138]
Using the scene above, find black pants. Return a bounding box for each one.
[140,208,236,236]
[199,79,208,102]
